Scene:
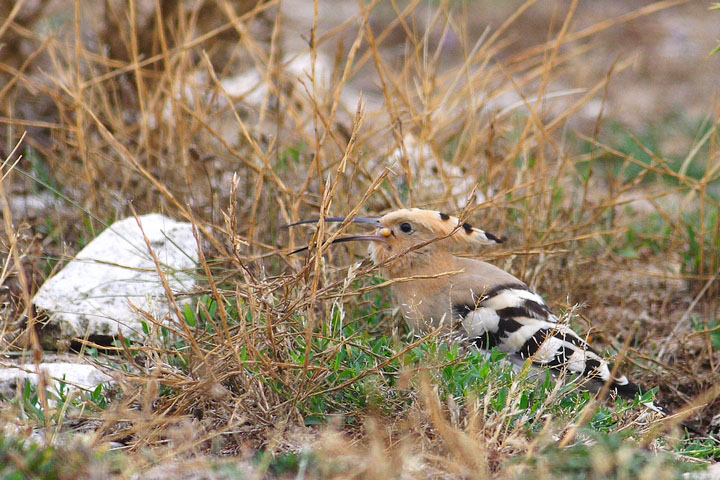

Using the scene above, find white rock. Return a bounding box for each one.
[386,134,487,206]
[9,192,63,218]
[220,52,334,105]
[0,362,112,398]
[32,214,198,343]
[683,462,720,480]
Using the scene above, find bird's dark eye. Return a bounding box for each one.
[399,222,413,234]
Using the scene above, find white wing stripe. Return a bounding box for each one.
[462,308,500,338]
[483,289,545,310]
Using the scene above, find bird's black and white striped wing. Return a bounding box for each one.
[455,283,646,402]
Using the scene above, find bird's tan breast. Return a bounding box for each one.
[388,256,522,334]
[391,277,454,333]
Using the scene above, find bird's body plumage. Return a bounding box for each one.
[382,250,641,399]
[289,208,657,407]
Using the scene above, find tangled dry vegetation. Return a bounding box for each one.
[1,0,719,478]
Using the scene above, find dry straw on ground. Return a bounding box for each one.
[1,0,719,477]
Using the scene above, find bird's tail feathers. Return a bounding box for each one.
[610,377,668,415]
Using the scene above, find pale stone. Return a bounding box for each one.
[0,362,112,398]
[683,463,720,480]
[32,214,198,344]
[386,134,488,207]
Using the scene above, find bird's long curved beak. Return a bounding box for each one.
[288,234,387,255]
[283,217,383,228]
[284,216,386,255]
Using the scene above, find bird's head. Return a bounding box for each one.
[285,208,502,275]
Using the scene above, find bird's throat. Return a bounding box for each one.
[369,243,456,279]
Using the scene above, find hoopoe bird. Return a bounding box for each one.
[287,208,662,410]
